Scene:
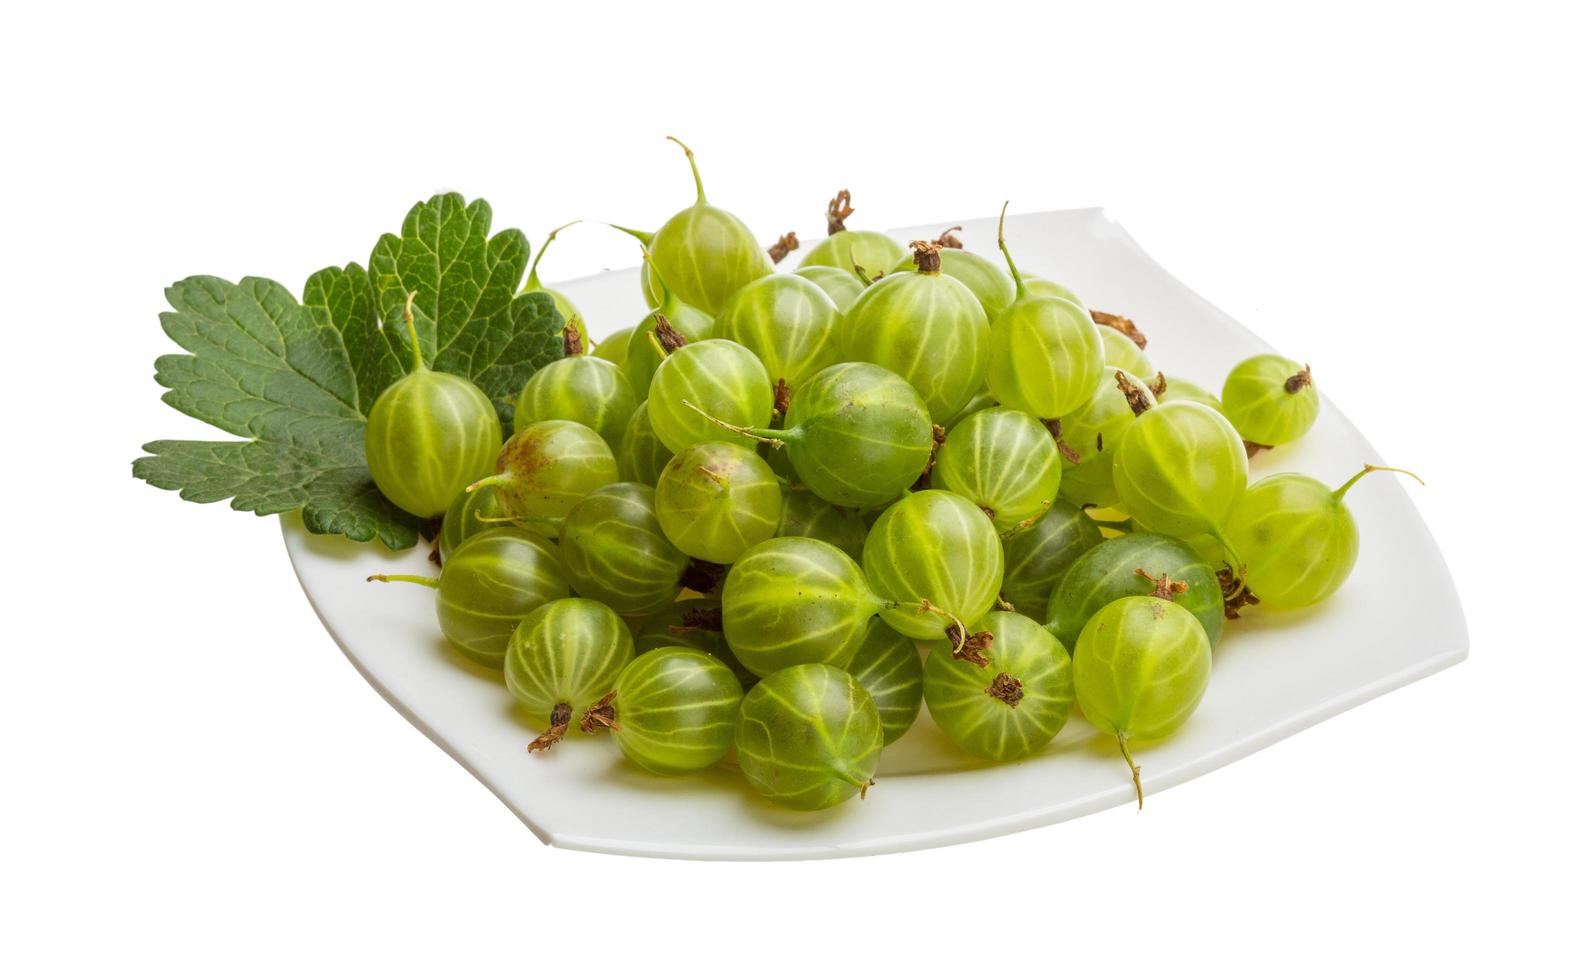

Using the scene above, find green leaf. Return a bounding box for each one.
[136,195,567,549]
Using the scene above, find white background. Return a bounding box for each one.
[4,1,1590,976]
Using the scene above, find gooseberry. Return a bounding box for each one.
[647,338,773,454]
[864,490,1004,647]
[469,419,618,522]
[844,619,924,746]
[1000,503,1103,620]
[1053,368,1159,510]
[713,273,841,402]
[777,488,868,561]
[654,441,782,564]
[794,265,865,311]
[1221,354,1320,448]
[504,597,635,750]
[1111,399,1248,567]
[438,481,515,563]
[897,243,1016,323]
[734,663,883,811]
[797,189,911,282]
[1158,375,1223,412]
[559,482,689,616]
[1045,532,1225,651]
[595,648,743,776]
[622,254,716,397]
[923,611,1074,762]
[513,341,638,450]
[632,597,757,687]
[931,407,1061,530]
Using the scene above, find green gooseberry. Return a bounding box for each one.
[1223,465,1421,609]
[1158,375,1223,412]
[1112,399,1247,563]
[368,527,570,670]
[777,488,868,561]
[559,482,689,616]
[841,241,990,424]
[713,273,841,396]
[897,245,1016,323]
[591,326,633,372]
[1221,354,1320,447]
[655,441,782,564]
[600,648,743,775]
[623,254,716,398]
[505,597,635,751]
[633,597,757,687]
[735,663,883,811]
[617,400,676,486]
[689,361,934,510]
[923,611,1073,762]
[931,407,1062,530]
[944,389,1000,431]
[647,338,773,454]
[844,618,923,746]
[986,206,1105,419]
[864,489,1004,644]
[519,221,588,353]
[438,482,518,563]
[624,137,774,315]
[1073,591,1212,807]
[365,293,501,519]
[513,349,638,450]
[1054,367,1159,510]
[797,190,911,282]
[1000,503,1103,620]
[470,419,618,522]
[720,537,893,677]
[1021,274,1082,305]
[1044,532,1225,651]
[794,265,866,312]
[1099,324,1154,382]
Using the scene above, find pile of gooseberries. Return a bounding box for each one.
[358,150,1420,814]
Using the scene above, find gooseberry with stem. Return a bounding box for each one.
[1221,354,1320,449]
[654,441,782,564]
[622,252,716,397]
[931,407,1061,530]
[519,221,588,352]
[647,338,773,454]
[898,244,1016,323]
[797,189,911,282]
[863,489,1005,651]
[593,647,743,776]
[468,419,618,523]
[735,663,883,811]
[504,597,635,751]
[513,331,638,450]
[1053,368,1159,510]
[1044,533,1225,651]
[923,611,1074,762]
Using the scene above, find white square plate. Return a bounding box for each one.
[283,208,1467,860]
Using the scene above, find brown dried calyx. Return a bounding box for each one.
[933,226,964,250]
[985,672,1024,707]
[909,240,943,273]
[944,619,995,668]
[913,423,948,490]
[653,313,688,353]
[678,558,727,595]
[1091,310,1147,350]
[562,323,584,357]
[670,604,724,634]
[579,692,620,735]
[1283,365,1313,394]
[1216,567,1259,620]
[1148,372,1168,398]
[1243,440,1272,459]
[1115,370,1153,416]
[767,231,799,264]
[1038,418,1082,464]
[1136,567,1190,601]
[826,189,854,235]
[772,378,792,418]
[528,703,574,752]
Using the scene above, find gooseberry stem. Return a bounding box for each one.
[366,573,440,589]
[826,189,854,235]
[401,290,425,374]
[1118,733,1144,811]
[607,223,655,246]
[528,703,573,752]
[527,220,581,291]
[1332,464,1425,501]
[995,201,1028,300]
[464,473,511,495]
[678,400,787,448]
[665,136,707,205]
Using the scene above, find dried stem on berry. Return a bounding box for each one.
[653,314,688,353]
[984,672,1024,707]
[909,240,942,273]
[1116,371,1153,416]
[579,692,621,735]
[528,703,574,751]
[767,231,799,263]
[772,378,792,418]
[1148,372,1167,398]
[1216,567,1260,619]
[934,226,963,249]
[826,189,854,234]
[1283,365,1313,394]
[1091,310,1147,349]
[1135,567,1189,600]
[679,558,728,595]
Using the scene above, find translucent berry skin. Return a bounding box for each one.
[931,408,1062,530]
[559,482,689,616]
[799,230,910,283]
[648,339,773,454]
[632,597,757,688]
[640,141,773,315]
[610,648,744,775]
[777,489,868,561]
[624,302,714,398]
[590,326,634,370]
[923,611,1074,762]
[439,482,515,563]
[1223,473,1358,608]
[713,274,842,392]
[1020,274,1082,305]
[794,265,866,312]
[1111,401,1247,547]
[721,537,886,677]
[735,663,883,811]
[1045,533,1225,651]
[1055,368,1159,510]
[485,420,618,522]
[1099,326,1155,382]
[1158,376,1223,413]
[365,368,501,519]
[1221,354,1320,446]
[775,362,935,509]
[1000,504,1103,620]
[864,490,1005,641]
[654,442,782,564]
[504,597,634,723]
[898,248,1017,323]
[987,295,1105,420]
[617,401,677,486]
[1073,595,1212,744]
[844,619,924,746]
[840,267,990,424]
[433,528,571,669]
[513,356,638,451]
